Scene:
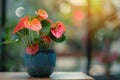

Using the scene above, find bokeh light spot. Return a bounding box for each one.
[15,7,25,17]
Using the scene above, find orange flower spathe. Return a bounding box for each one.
[24,18,42,32]
[35,9,48,19]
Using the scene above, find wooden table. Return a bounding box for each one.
[0,72,94,80]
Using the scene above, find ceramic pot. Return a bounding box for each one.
[24,49,56,77]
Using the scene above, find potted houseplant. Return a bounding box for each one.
[1,9,66,77]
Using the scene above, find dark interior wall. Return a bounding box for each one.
[0,0,6,71]
[0,0,2,25]
[0,0,1,19]
[1,0,6,26]
[0,0,2,71]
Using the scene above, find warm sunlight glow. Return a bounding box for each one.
[67,0,87,6]
[60,3,71,14]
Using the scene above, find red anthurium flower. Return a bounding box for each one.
[42,35,51,43]
[13,16,28,34]
[35,9,48,19]
[26,44,39,55]
[51,21,66,38]
[24,18,42,32]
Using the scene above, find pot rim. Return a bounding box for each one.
[38,49,55,51]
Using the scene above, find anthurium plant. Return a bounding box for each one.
[1,9,66,55]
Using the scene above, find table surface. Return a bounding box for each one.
[0,72,94,80]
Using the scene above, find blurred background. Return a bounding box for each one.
[1,0,120,80]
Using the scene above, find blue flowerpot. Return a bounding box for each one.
[24,49,56,77]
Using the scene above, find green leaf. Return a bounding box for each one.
[16,32,23,36]
[41,20,51,32]
[49,32,66,42]
[21,29,29,35]
[0,38,20,45]
[34,38,40,44]
[16,29,29,36]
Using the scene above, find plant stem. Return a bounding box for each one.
[28,29,32,44]
[20,41,26,48]
[20,37,27,48]
[23,36,29,46]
